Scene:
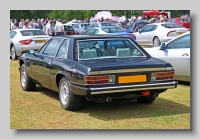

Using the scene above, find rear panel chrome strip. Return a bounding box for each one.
[89,67,166,75]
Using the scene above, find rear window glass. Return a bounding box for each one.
[78,39,145,60]
[161,24,184,28]
[64,26,74,31]
[178,18,190,23]
[20,30,47,36]
[102,27,124,33]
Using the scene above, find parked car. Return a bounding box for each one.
[83,26,136,41]
[18,35,178,111]
[70,23,90,34]
[10,28,51,60]
[144,31,190,82]
[48,24,77,36]
[86,22,120,30]
[125,20,150,33]
[133,22,189,47]
[167,17,190,29]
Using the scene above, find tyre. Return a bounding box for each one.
[153,37,161,47]
[10,45,18,60]
[20,64,36,91]
[59,77,81,111]
[137,96,156,104]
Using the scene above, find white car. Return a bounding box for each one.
[133,22,189,47]
[10,28,51,60]
[144,31,190,82]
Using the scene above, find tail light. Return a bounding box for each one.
[70,32,76,35]
[128,34,136,40]
[151,71,174,81]
[167,30,176,37]
[85,75,115,85]
[19,40,33,44]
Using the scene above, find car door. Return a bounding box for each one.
[154,34,190,81]
[31,38,64,87]
[135,25,153,45]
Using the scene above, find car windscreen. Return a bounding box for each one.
[161,23,184,28]
[78,39,146,60]
[102,27,124,33]
[20,30,47,36]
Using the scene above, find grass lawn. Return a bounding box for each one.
[10,60,190,129]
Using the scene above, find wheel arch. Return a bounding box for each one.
[56,72,69,89]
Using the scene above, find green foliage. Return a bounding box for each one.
[10,10,189,21]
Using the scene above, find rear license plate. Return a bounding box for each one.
[36,40,46,43]
[118,75,146,83]
[177,32,183,36]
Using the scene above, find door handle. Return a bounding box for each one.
[182,53,189,56]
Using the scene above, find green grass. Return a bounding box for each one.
[10,60,190,129]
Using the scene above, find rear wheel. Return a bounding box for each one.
[59,77,81,111]
[20,64,36,91]
[153,37,161,47]
[137,96,156,104]
[10,45,17,60]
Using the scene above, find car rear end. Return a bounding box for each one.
[15,29,51,56]
[64,25,77,35]
[71,38,177,101]
[178,18,190,29]
[159,23,189,43]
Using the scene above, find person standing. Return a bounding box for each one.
[46,20,54,36]
[35,18,43,30]
[54,19,66,36]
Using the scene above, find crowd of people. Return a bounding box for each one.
[10,17,68,36]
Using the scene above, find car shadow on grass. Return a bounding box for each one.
[34,85,190,121]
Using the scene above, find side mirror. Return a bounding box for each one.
[138,29,142,33]
[160,43,166,50]
[29,49,35,54]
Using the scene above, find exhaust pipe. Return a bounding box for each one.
[154,93,158,97]
[106,97,112,102]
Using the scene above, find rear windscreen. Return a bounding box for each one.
[161,24,184,28]
[20,30,47,36]
[64,26,74,31]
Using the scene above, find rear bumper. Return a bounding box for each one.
[71,81,178,96]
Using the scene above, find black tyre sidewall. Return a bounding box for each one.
[59,77,81,111]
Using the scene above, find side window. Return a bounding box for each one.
[56,40,69,59]
[141,25,153,33]
[84,29,95,35]
[42,39,64,56]
[10,31,16,38]
[167,34,190,49]
[151,25,157,31]
[94,24,99,27]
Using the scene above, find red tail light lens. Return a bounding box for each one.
[19,40,33,44]
[85,75,115,85]
[128,34,136,40]
[70,32,76,35]
[167,30,176,36]
[151,72,174,81]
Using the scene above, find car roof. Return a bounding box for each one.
[51,35,131,39]
[11,28,43,31]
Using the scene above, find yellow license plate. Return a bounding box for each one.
[118,75,146,83]
[36,40,46,43]
[177,32,183,36]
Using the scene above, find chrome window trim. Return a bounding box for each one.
[88,67,166,75]
[77,38,147,61]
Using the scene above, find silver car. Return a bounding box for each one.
[144,31,190,82]
[10,28,51,60]
[133,22,189,47]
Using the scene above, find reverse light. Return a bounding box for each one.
[85,75,115,85]
[151,72,174,81]
[19,40,33,44]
